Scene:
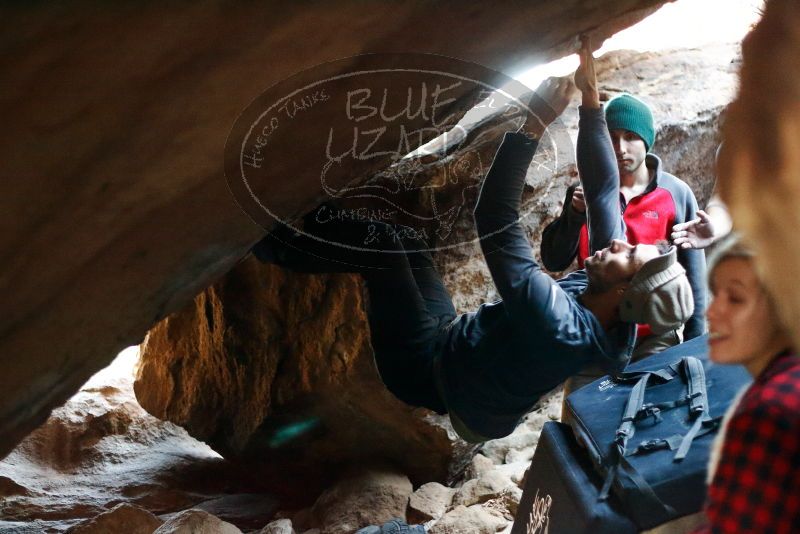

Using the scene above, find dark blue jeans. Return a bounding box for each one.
[261,216,455,413]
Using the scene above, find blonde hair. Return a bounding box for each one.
[718,0,800,349]
[706,234,755,283]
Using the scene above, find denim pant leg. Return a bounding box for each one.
[402,235,457,329]
[360,228,453,413]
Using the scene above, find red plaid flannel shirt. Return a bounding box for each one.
[695,351,800,533]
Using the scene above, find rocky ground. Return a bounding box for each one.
[0,349,267,532]
[0,343,560,533]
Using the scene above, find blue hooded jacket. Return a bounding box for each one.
[437,107,637,440]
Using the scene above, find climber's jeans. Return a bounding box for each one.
[265,216,455,414]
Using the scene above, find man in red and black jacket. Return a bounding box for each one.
[540,92,706,360]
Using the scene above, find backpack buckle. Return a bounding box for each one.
[638,439,666,451]
[636,403,663,423]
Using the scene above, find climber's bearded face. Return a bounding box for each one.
[585,239,659,293]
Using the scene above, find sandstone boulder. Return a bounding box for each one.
[428,504,507,534]
[407,482,455,523]
[194,494,277,531]
[134,261,458,489]
[259,518,297,534]
[66,503,163,534]
[479,432,540,466]
[494,462,531,489]
[153,509,242,534]
[0,475,29,497]
[452,470,516,508]
[466,454,496,480]
[310,468,413,534]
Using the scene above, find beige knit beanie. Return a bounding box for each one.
[620,246,694,334]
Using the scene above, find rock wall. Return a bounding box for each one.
[0,0,674,458]
[0,350,249,532]
[135,260,461,490]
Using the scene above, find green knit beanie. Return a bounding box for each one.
[605,94,655,151]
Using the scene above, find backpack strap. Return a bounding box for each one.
[626,417,722,457]
[599,373,651,500]
[598,371,677,521]
[616,454,677,523]
[614,367,677,383]
[684,356,708,416]
[618,373,650,446]
[674,356,712,461]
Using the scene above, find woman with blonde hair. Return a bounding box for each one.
[694,234,800,533]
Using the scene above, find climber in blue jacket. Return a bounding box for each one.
[253,45,694,444]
